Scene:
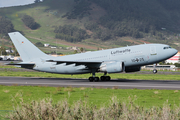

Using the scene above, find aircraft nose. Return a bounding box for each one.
[173,48,178,55]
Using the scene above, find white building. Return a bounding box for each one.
[5,50,14,53]
[166,52,180,64]
[51,47,57,49]
[0,56,7,60]
[44,44,50,47]
[144,65,176,71]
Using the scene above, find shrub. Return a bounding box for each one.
[21,15,40,30]
[6,96,180,120]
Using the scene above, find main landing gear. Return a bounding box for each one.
[89,71,111,82]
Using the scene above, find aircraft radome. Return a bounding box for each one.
[7,32,178,82]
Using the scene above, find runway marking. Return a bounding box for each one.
[0,82,180,89]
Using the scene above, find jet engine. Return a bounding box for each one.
[99,61,125,73]
[125,66,141,73]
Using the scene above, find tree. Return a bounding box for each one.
[11,43,19,56]
[54,25,88,42]
[34,0,41,3]
[35,42,44,47]
[22,15,40,30]
[74,50,78,54]
[0,17,14,35]
[80,47,83,53]
[0,46,7,55]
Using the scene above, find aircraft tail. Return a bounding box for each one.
[8,32,49,62]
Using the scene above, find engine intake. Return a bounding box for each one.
[100,61,125,73]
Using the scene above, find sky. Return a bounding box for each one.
[0,0,35,8]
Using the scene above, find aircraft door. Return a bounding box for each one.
[149,46,157,62]
[150,46,157,55]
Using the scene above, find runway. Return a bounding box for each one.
[0,76,180,89]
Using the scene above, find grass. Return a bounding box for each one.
[6,97,180,119]
[0,64,180,80]
[0,69,180,80]
[1,86,180,119]
[0,65,180,119]
[0,86,180,110]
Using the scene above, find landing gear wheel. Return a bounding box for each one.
[105,76,111,81]
[153,69,157,74]
[94,77,99,82]
[89,77,94,82]
[89,77,99,82]
[100,76,105,81]
[100,76,111,81]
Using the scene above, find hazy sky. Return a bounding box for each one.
[0,0,35,8]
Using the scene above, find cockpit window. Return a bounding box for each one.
[163,46,172,49]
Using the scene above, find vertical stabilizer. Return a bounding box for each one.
[8,32,48,62]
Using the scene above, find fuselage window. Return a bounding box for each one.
[164,47,169,49]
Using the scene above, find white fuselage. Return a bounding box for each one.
[33,44,177,74]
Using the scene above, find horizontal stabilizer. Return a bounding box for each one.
[6,62,35,69]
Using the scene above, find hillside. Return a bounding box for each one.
[0,0,180,54]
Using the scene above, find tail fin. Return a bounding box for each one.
[8,32,48,62]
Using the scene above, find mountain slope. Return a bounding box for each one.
[0,0,180,52]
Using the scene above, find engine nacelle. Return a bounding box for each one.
[125,66,141,73]
[100,61,125,73]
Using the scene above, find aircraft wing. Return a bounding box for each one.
[46,60,102,66]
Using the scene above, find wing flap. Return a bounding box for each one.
[46,60,102,68]
[46,60,102,65]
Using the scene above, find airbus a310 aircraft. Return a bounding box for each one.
[8,32,177,82]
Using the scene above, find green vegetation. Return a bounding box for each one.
[0,64,180,80]
[1,86,180,119]
[54,25,89,42]
[63,0,91,19]
[0,65,179,119]
[6,97,180,119]
[0,69,180,80]
[0,17,14,35]
[0,0,180,53]
[21,15,40,30]
[35,42,44,47]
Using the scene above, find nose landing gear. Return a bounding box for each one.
[153,63,158,74]
[153,69,157,74]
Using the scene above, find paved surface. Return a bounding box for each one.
[0,76,180,89]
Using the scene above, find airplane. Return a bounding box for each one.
[7,32,178,82]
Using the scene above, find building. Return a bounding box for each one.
[143,65,176,71]
[44,44,50,47]
[166,52,180,64]
[5,49,14,53]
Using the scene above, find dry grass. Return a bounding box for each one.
[80,87,86,90]
[3,90,10,93]
[154,91,159,94]
[63,86,75,92]
[112,86,119,89]
[174,90,179,93]
[5,96,180,120]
